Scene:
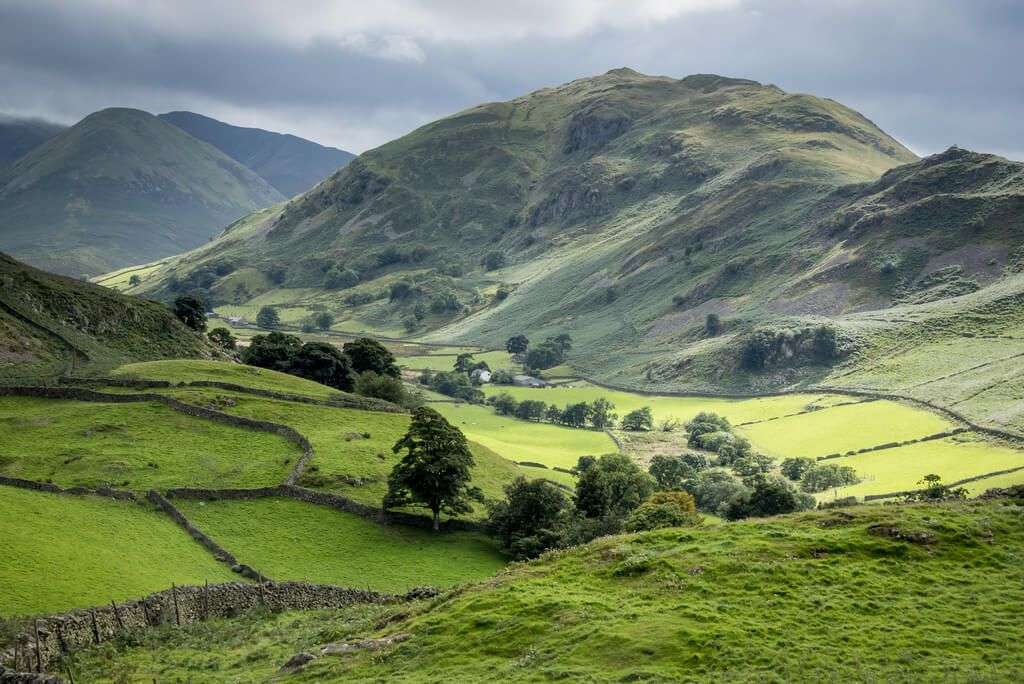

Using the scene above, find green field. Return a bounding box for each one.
[482,382,853,426]
[430,400,615,468]
[160,389,520,513]
[815,435,1024,502]
[67,500,1024,682]
[963,469,1024,495]
[176,498,506,592]
[739,399,954,458]
[113,359,343,399]
[397,349,517,372]
[0,487,235,615]
[0,396,297,490]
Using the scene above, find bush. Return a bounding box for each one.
[325,266,360,290]
[207,327,236,351]
[685,412,731,445]
[621,407,653,431]
[482,251,507,271]
[624,491,701,532]
[490,369,514,385]
[354,371,407,405]
[800,462,860,493]
[172,295,206,332]
[705,313,721,336]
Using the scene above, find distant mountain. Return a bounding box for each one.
[0,115,65,167]
[159,111,354,197]
[0,251,211,380]
[0,107,284,277]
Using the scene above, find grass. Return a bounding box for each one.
[739,399,954,458]
[815,434,1024,501]
[0,486,235,615]
[429,400,615,469]
[176,498,506,592]
[66,499,1024,682]
[112,359,343,399]
[0,396,297,490]
[963,468,1024,495]
[397,349,516,372]
[482,381,852,426]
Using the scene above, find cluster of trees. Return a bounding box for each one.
[486,454,700,559]
[489,394,619,429]
[300,311,335,333]
[741,325,841,371]
[686,412,755,463]
[502,333,572,371]
[418,352,496,403]
[242,334,406,404]
[780,457,861,493]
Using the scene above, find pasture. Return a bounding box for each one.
[429,400,615,469]
[176,498,506,592]
[113,359,343,399]
[0,487,234,615]
[0,396,297,490]
[397,349,516,372]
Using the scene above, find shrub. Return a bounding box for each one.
[482,251,507,271]
[325,266,360,290]
[705,313,721,336]
[621,407,654,431]
[207,327,236,351]
[128,274,142,286]
[172,295,206,332]
[624,491,702,532]
[354,371,407,405]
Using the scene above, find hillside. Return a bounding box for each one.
[125,69,1024,432]
[0,114,65,167]
[0,251,211,380]
[0,108,284,277]
[159,111,355,197]
[62,497,1024,681]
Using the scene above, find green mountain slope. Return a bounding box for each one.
[159,111,355,197]
[67,498,1024,682]
[128,70,1024,429]
[0,114,65,167]
[0,108,284,277]
[0,251,211,380]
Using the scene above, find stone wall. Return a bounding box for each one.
[2,581,395,674]
[0,476,135,501]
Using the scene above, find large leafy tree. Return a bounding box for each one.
[343,337,400,378]
[486,477,569,559]
[256,305,281,329]
[384,407,482,530]
[575,453,655,520]
[291,341,355,391]
[242,332,302,372]
[505,334,529,355]
[172,295,206,332]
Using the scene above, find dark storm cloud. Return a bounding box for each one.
[0,0,1021,159]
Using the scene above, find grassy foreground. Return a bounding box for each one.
[0,487,234,615]
[67,499,1024,681]
[0,396,298,490]
[177,498,506,592]
[112,359,344,400]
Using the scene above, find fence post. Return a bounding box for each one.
[171,583,181,626]
[90,610,100,644]
[33,620,42,673]
[111,600,125,632]
[203,580,209,620]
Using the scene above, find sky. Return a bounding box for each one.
[0,0,1021,159]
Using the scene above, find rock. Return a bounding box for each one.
[280,651,316,672]
[403,586,440,601]
[867,525,934,544]
[320,633,410,656]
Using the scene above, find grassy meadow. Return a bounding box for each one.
[176,498,505,593]
[112,359,344,399]
[66,500,1024,682]
[0,487,235,615]
[0,396,297,490]
[397,349,516,372]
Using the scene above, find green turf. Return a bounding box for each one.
[176,498,506,592]
[429,400,615,469]
[66,500,1024,682]
[739,399,954,458]
[397,350,517,372]
[0,396,297,490]
[112,359,343,399]
[0,486,235,615]
[962,468,1024,496]
[815,434,1024,502]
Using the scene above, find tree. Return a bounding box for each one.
[544,404,564,423]
[493,393,519,416]
[128,274,142,286]
[705,313,721,336]
[325,266,360,290]
[172,295,207,332]
[560,402,591,428]
[686,468,752,516]
[724,477,814,520]
[384,407,482,530]
[256,305,280,329]
[624,491,701,532]
[454,353,476,374]
[482,251,506,271]
[354,371,407,405]
[207,327,236,351]
[649,454,697,490]
[242,332,301,372]
[780,457,816,481]
[290,342,355,391]
[506,334,529,355]
[685,412,731,447]
[548,334,573,355]
[313,311,335,331]
[486,477,569,559]
[515,400,547,422]
[799,463,860,493]
[589,398,617,430]
[621,406,653,431]
[575,453,655,520]
[525,342,562,370]
[343,337,400,378]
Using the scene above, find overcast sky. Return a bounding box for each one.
[0,0,1021,159]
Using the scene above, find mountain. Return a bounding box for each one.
[0,115,66,167]
[130,69,1024,428]
[159,111,355,197]
[0,251,211,380]
[0,108,285,277]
